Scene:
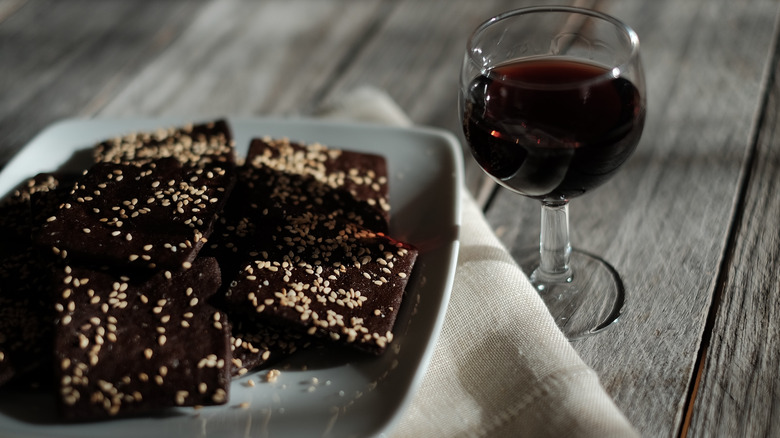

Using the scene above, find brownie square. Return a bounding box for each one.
[0,174,71,388]
[229,320,306,377]
[0,248,55,388]
[94,119,236,167]
[208,138,416,355]
[245,137,390,232]
[205,137,391,283]
[223,229,417,355]
[0,173,68,257]
[53,257,231,421]
[33,158,235,271]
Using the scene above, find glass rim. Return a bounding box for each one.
[466,6,641,88]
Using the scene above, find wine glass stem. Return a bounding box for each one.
[535,201,573,284]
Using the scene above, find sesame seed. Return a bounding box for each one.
[212,388,227,403]
[266,369,281,383]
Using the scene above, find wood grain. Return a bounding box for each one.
[95,1,387,119]
[2,0,779,436]
[483,0,779,436]
[0,0,208,169]
[687,20,780,436]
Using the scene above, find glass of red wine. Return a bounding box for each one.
[460,7,646,339]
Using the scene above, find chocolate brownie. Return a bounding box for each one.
[209,138,416,355]
[0,247,55,388]
[229,320,306,377]
[244,137,390,232]
[53,257,231,421]
[93,119,236,167]
[205,137,391,282]
[223,228,417,355]
[0,174,71,388]
[33,158,235,271]
[0,173,67,257]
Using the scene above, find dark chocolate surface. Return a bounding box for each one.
[229,319,306,377]
[0,174,68,388]
[210,138,416,355]
[245,137,390,232]
[34,158,235,272]
[53,257,231,421]
[94,119,236,167]
[0,125,419,422]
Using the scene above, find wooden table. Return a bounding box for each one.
[2,0,779,436]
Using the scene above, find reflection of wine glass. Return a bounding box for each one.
[460,7,646,339]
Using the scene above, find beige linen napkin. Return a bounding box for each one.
[316,87,638,438]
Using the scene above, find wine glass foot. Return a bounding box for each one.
[515,248,626,340]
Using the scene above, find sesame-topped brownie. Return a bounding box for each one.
[205,137,391,282]
[0,174,72,388]
[0,247,56,389]
[0,173,69,257]
[1,121,417,420]
[229,319,306,377]
[94,119,236,167]
[52,257,231,421]
[33,158,235,272]
[212,138,417,355]
[223,225,417,355]
[245,137,390,232]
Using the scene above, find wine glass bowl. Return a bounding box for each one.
[460,7,646,339]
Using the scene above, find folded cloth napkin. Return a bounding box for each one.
[316,87,638,438]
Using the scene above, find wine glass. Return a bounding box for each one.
[459,6,646,339]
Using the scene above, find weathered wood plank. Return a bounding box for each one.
[94,0,387,119]
[0,0,209,170]
[688,18,780,437]
[482,0,780,436]
[0,0,26,23]
[3,0,779,436]
[0,0,393,170]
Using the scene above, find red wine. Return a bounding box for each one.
[463,57,645,201]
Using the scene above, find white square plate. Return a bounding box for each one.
[0,118,462,438]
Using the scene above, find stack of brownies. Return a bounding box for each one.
[0,120,418,421]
